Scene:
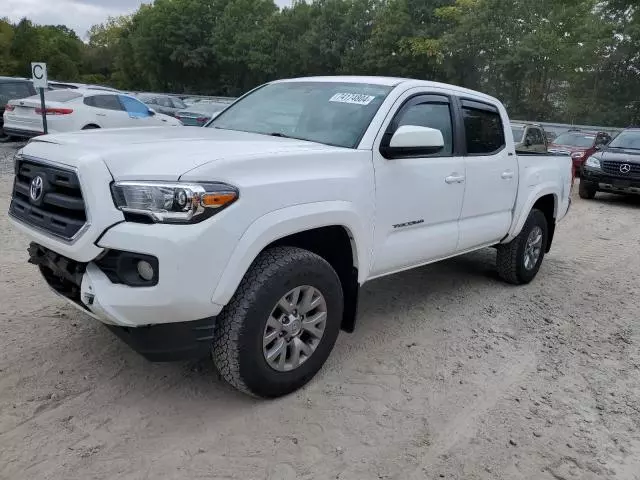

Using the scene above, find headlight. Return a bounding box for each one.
[571,151,584,159]
[585,157,601,169]
[111,181,238,224]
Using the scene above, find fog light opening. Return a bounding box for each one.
[137,260,155,282]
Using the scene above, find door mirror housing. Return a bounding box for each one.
[148,108,156,116]
[382,125,444,159]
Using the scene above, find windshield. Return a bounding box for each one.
[511,127,525,142]
[608,130,640,150]
[553,132,595,148]
[209,81,393,148]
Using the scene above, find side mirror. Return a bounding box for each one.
[382,125,444,158]
[148,108,156,116]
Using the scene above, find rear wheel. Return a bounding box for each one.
[212,247,343,398]
[579,179,597,199]
[497,209,548,285]
[82,124,100,130]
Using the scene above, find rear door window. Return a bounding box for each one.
[461,101,505,155]
[85,95,123,111]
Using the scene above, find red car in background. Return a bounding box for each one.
[548,130,612,174]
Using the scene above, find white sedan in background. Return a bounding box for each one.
[2,89,181,138]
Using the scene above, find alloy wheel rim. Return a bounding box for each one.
[523,226,543,270]
[262,286,327,372]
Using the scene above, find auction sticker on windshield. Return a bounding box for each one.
[329,93,376,105]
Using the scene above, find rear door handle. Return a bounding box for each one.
[445,174,465,184]
[501,171,515,179]
[96,113,106,117]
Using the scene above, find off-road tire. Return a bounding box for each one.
[496,209,548,285]
[212,246,343,398]
[579,179,597,199]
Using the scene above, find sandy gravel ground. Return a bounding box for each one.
[1,142,639,480]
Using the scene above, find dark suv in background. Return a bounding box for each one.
[0,77,36,142]
[580,127,640,199]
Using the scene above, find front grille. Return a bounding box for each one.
[9,157,87,240]
[601,160,640,178]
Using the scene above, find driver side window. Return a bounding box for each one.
[387,97,453,156]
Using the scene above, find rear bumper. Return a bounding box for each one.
[581,167,640,194]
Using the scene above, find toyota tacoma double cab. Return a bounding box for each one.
[8,76,572,397]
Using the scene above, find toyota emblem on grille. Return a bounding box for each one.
[30,176,44,202]
[620,164,631,174]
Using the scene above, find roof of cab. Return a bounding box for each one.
[275,75,501,104]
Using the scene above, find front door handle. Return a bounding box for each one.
[445,174,465,184]
[96,113,106,117]
[501,170,515,179]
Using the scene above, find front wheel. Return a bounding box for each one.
[212,247,343,398]
[579,179,597,199]
[496,209,548,285]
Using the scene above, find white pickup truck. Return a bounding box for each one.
[9,76,572,397]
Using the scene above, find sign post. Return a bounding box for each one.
[31,62,48,134]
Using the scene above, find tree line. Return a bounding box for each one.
[1,0,638,126]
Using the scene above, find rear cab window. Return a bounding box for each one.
[461,99,506,155]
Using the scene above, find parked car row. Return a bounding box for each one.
[1,77,229,141]
[3,89,182,138]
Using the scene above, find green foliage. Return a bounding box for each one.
[0,1,638,126]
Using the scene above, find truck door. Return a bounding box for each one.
[457,99,518,250]
[369,92,465,277]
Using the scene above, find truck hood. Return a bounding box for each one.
[24,127,341,180]
[592,147,640,164]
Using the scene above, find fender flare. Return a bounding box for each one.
[211,201,371,308]
[503,183,558,243]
